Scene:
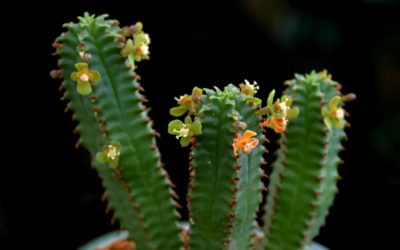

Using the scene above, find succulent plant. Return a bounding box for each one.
[51,13,355,250]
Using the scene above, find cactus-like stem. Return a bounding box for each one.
[188,88,238,249]
[54,13,180,249]
[228,95,265,250]
[261,71,351,250]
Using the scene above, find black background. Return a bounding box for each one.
[2,0,400,249]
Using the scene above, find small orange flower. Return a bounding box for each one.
[260,117,287,133]
[233,130,259,156]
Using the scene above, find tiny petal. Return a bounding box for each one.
[77,82,92,95]
[191,118,202,135]
[170,106,188,117]
[168,120,184,134]
[75,62,88,71]
[71,72,79,81]
[180,136,191,147]
[96,152,107,163]
[90,70,101,82]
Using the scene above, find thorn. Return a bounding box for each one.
[171,191,180,200]
[231,187,239,193]
[50,69,63,79]
[101,193,107,202]
[93,108,100,117]
[127,195,134,201]
[167,181,176,188]
[320,99,327,105]
[337,175,343,180]
[97,119,106,127]
[102,129,109,137]
[111,217,115,226]
[228,200,237,209]
[64,106,69,113]
[173,200,183,209]
[227,214,235,220]
[71,114,77,121]
[134,83,144,92]
[335,83,342,91]
[315,191,321,198]
[52,42,63,49]
[73,127,79,134]
[338,159,344,164]
[223,239,230,245]
[140,95,149,102]
[141,106,152,113]
[105,205,112,214]
[75,139,81,149]
[133,204,139,211]
[90,96,97,103]
[58,82,65,91]
[132,73,141,80]
[262,184,268,191]
[145,117,152,123]
[318,176,324,182]
[151,130,160,137]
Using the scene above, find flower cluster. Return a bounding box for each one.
[121,22,151,69]
[258,90,299,133]
[168,87,203,147]
[321,96,345,130]
[170,87,203,117]
[239,80,262,105]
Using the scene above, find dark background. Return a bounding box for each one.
[2,0,400,249]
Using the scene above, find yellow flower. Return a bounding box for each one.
[169,87,203,117]
[96,142,122,168]
[321,96,345,130]
[233,130,259,156]
[70,63,100,95]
